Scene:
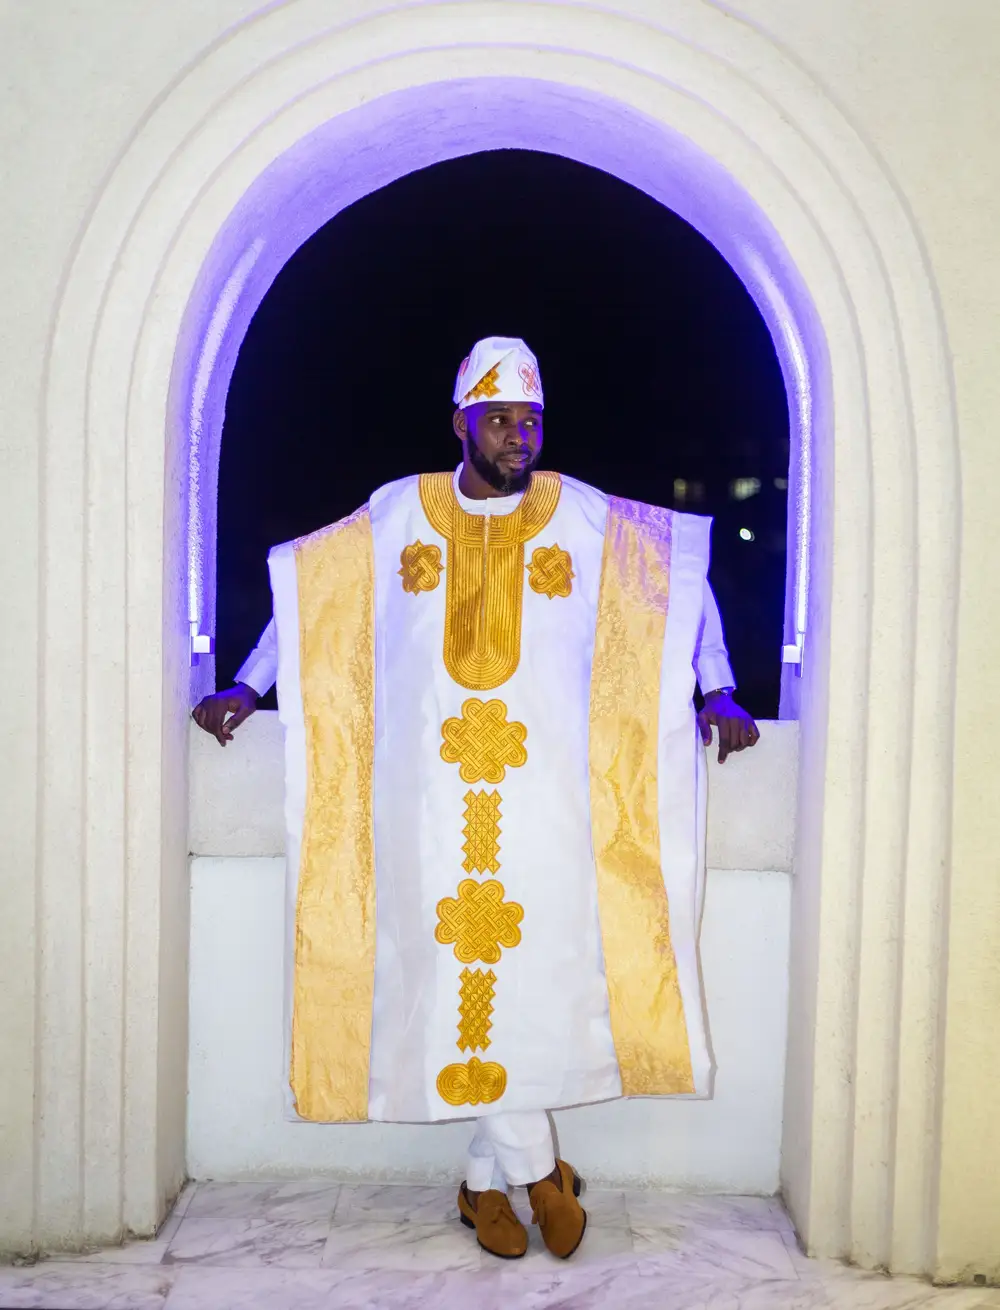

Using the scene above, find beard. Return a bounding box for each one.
[467,434,538,495]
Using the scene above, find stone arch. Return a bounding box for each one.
[37,1,958,1276]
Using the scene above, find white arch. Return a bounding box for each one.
[177,76,820,716]
[37,1,958,1275]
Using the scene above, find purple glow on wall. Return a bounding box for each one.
[174,77,827,713]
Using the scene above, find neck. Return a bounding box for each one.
[457,458,524,500]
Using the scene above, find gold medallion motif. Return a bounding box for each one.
[457,967,496,1051]
[398,540,443,594]
[436,1057,507,1106]
[418,471,561,690]
[440,698,527,784]
[462,789,502,874]
[527,544,574,599]
[435,878,524,964]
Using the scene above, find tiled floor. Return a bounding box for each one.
[1,1181,998,1309]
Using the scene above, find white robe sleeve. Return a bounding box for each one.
[234,617,278,697]
[694,581,736,693]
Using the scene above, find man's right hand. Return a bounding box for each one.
[192,683,259,746]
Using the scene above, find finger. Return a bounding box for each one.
[748,718,760,746]
[192,704,205,727]
[697,712,713,747]
[718,718,730,763]
[224,703,255,735]
[736,719,751,750]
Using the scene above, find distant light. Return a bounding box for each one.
[730,477,761,501]
[739,528,755,542]
[773,477,788,491]
[673,478,687,504]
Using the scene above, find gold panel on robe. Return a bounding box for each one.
[290,507,377,1122]
[418,471,561,690]
[589,498,695,1095]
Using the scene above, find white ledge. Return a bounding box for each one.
[189,714,797,872]
[187,712,796,875]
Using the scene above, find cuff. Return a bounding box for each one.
[696,654,736,696]
[234,655,276,698]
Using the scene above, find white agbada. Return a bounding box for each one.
[255,466,732,1125]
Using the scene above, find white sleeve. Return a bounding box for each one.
[694,580,736,693]
[234,617,278,697]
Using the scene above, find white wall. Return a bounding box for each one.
[188,719,796,1191]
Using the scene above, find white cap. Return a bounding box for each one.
[453,336,544,409]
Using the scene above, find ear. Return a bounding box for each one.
[452,407,467,441]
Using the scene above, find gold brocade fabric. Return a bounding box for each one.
[589,498,695,1095]
[418,471,561,690]
[290,507,376,1122]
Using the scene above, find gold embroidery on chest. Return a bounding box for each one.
[435,878,524,964]
[462,789,501,873]
[440,698,527,784]
[436,1056,507,1106]
[527,544,574,599]
[457,968,496,1051]
[418,471,561,690]
[398,540,443,593]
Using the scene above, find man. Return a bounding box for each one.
[194,336,758,1260]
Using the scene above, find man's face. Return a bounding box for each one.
[455,401,544,494]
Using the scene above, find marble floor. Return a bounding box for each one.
[1,1181,997,1309]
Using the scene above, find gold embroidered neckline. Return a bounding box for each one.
[418,472,562,691]
[420,470,562,546]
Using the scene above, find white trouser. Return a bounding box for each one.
[465,1110,556,1192]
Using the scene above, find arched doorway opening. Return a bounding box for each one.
[217,147,790,718]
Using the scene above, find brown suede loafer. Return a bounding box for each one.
[529,1158,587,1258]
[457,1183,528,1259]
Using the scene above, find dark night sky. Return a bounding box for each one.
[218,149,789,717]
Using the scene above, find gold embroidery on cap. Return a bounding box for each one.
[436,1057,507,1106]
[462,789,502,874]
[527,544,574,599]
[463,364,501,403]
[440,698,527,784]
[398,540,443,594]
[418,471,561,690]
[435,879,524,964]
[457,968,496,1052]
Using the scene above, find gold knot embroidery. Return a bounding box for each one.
[463,364,501,404]
[398,540,443,594]
[462,790,501,874]
[436,1057,507,1106]
[457,968,496,1052]
[435,879,524,964]
[527,544,574,599]
[440,698,527,784]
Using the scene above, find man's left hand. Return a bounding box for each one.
[697,689,759,764]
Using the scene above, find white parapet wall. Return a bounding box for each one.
[188,715,797,1192]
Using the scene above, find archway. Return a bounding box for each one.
[35,3,959,1278]
[215,146,791,719]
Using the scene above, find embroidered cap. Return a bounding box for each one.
[453,336,544,409]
